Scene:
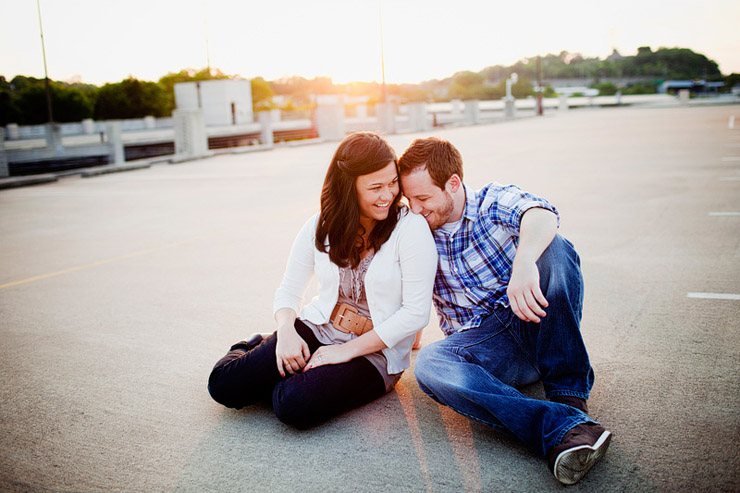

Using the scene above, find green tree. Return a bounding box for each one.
[590,81,618,96]
[250,77,274,112]
[94,77,168,120]
[723,73,740,92]
[8,77,94,124]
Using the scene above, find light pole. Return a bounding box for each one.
[379,0,387,104]
[36,0,53,123]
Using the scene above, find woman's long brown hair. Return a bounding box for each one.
[315,132,402,268]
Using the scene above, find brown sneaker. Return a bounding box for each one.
[551,395,589,414]
[547,423,612,485]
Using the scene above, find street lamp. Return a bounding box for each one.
[36,0,53,123]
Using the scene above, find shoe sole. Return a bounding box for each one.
[553,430,612,485]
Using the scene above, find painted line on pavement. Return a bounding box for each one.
[687,292,740,301]
[721,157,740,162]
[720,177,740,181]
[0,232,220,290]
[709,212,740,216]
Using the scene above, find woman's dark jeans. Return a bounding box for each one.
[208,320,386,429]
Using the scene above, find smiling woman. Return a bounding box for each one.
[206,131,438,429]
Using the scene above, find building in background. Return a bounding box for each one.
[174,79,253,126]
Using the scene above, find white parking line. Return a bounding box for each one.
[687,292,740,301]
[709,212,740,216]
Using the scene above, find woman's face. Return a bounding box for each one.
[355,160,399,229]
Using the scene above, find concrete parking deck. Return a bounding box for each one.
[1,104,738,492]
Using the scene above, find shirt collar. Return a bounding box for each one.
[461,183,479,223]
[435,183,478,238]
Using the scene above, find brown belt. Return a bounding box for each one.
[330,302,374,336]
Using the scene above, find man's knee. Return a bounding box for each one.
[538,236,582,291]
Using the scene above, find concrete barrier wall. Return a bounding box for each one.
[6,117,175,140]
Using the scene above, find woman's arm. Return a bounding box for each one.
[274,307,311,376]
[272,216,318,375]
[304,330,386,370]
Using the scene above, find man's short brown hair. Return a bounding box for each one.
[398,137,463,190]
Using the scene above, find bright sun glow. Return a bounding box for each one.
[1,0,738,85]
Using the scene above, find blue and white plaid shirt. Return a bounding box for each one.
[432,183,559,335]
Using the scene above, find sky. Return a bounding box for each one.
[1,0,739,86]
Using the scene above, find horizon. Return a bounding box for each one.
[1,0,739,87]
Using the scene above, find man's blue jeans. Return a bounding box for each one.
[414,235,596,457]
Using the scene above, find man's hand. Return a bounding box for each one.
[507,259,548,323]
[275,326,310,377]
[507,207,557,323]
[303,344,353,371]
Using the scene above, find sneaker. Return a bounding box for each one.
[551,395,589,414]
[229,333,264,352]
[548,423,612,485]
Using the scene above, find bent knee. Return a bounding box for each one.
[207,368,243,409]
[272,381,313,429]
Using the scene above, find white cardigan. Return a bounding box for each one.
[273,209,438,374]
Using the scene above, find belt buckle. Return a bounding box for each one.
[334,303,362,334]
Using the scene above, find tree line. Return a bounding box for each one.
[1,46,736,126]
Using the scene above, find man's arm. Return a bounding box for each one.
[507,207,558,322]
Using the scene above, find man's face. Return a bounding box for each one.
[401,168,455,230]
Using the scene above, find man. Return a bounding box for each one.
[398,137,611,485]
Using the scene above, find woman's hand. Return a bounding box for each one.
[275,325,311,377]
[304,344,354,371]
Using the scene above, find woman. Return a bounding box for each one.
[207,132,437,429]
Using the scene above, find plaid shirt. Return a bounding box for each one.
[432,183,559,335]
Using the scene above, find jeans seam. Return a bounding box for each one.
[547,390,590,400]
[551,415,594,454]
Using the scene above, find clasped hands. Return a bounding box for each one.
[275,328,352,377]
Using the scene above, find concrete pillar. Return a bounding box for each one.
[315,103,346,141]
[679,89,690,105]
[257,111,274,147]
[504,99,516,119]
[144,116,156,129]
[173,109,209,159]
[616,91,622,105]
[45,123,64,151]
[6,123,19,140]
[559,94,569,111]
[451,99,463,117]
[82,118,95,134]
[375,102,396,135]
[407,102,429,132]
[463,100,480,124]
[105,121,125,164]
[356,104,368,119]
[0,128,8,178]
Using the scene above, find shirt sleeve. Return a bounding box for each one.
[272,215,318,315]
[372,213,438,349]
[483,184,559,235]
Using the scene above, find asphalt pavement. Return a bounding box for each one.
[1,103,739,492]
